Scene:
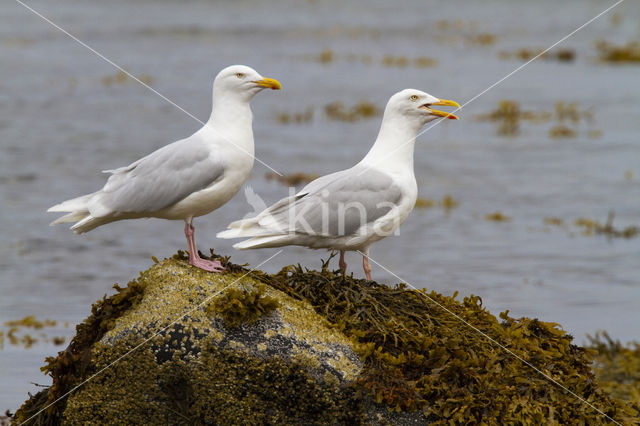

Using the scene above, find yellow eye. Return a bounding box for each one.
[236,73,244,79]
[410,95,419,101]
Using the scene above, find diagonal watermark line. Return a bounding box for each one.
[19,250,284,426]
[359,0,625,176]
[357,250,621,425]
[14,0,283,176]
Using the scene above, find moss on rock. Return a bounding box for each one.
[14,251,639,425]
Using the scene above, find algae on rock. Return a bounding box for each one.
[14,251,639,425]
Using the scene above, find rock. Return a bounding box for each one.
[13,252,637,425]
[14,254,422,425]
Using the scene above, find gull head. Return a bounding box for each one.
[386,89,460,124]
[213,65,282,100]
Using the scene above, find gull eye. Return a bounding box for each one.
[410,95,419,101]
[235,73,245,79]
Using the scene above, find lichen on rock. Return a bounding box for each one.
[13,251,640,425]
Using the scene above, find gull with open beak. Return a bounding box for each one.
[218,89,459,280]
[48,65,281,272]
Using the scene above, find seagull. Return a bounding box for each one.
[48,65,281,272]
[217,89,459,280]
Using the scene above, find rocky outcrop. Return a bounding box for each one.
[13,252,638,425]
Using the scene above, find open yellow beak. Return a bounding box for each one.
[253,77,282,90]
[424,99,460,120]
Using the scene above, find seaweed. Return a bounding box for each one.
[101,70,153,86]
[267,263,636,423]
[587,332,640,415]
[309,50,437,68]
[549,125,577,139]
[208,285,279,328]
[543,217,564,226]
[498,48,575,63]
[575,212,639,239]
[477,99,597,138]
[414,194,459,210]
[1,316,67,349]
[325,101,380,122]
[275,107,314,124]
[485,211,511,222]
[596,40,640,63]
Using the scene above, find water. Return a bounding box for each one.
[1,0,639,413]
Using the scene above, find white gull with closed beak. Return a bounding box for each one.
[48,65,281,272]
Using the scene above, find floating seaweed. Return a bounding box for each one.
[101,70,153,87]
[574,212,638,238]
[1,316,66,349]
[275,107,314,124]
[414,198,435,208]
[475,100,551,136]
[324,101,380,122]
[317,49,334,64]
[265,171,319,187]
[498,48,575,63]
[485,211,511,222]
[466,33,497,46]
[415,194,459,210]
[543,217,564,226]
[477,100,598,138]
[555,102,593,124]
[549,125,577,139]
[309,50,437,68]
[596,40,640,63]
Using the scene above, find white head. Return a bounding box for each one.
[384,89,460,126]
[212,65,282,102]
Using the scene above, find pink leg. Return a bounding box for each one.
[362,248,372,281]
[338,250,347,274]
[184,220,224,273]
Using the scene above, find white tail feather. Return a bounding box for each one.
[70,215,114,234]
[232,235,290,250]
[49,211,90,226]
[47,193,93,213]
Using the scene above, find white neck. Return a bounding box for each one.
[209,91,253,127]
[360,113,422,175]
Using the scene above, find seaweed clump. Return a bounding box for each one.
[325,101,380,122]
[414,194,459,211]
[588,332,640,414]
[596,40,640,63]
[1,316,66,349]
[208,285,279,328]
[485,211,511,222]
[265,262,636,424]
[575,212,639,238]
[498,48,575,63]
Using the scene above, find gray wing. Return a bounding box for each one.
[98,138,225,213]
[259,167,403,236]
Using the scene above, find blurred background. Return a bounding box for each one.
[1,0,639,413]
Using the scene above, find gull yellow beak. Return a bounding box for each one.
[425,98,461,120]
[253,77,282,90]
